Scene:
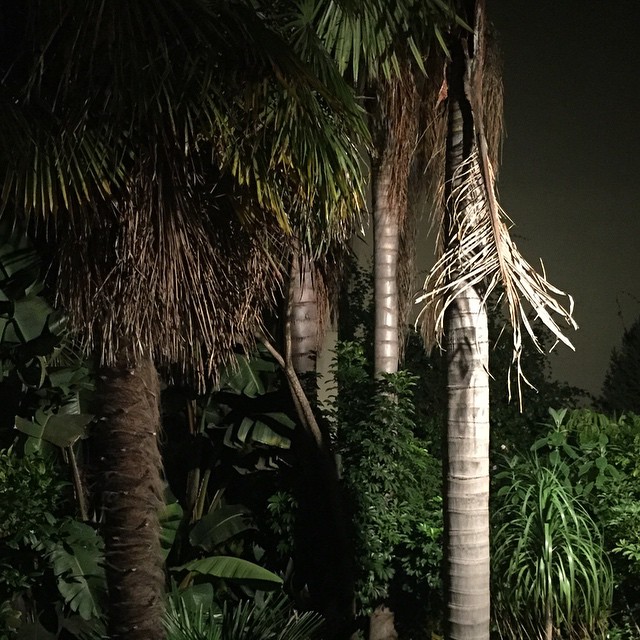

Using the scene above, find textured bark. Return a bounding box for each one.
[440,13,491,636]
[96,355,165,640]
[288,255,319,397]
[445,288,490,640]
[373,154,400,376]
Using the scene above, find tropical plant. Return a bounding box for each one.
[1,1,374,636]
[530,409,640,635]
[164,591,323,640]
[327,341,443,635]
[492,453,613,640]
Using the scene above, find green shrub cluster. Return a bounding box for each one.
[492,408,640,639]
[328,342,443,633]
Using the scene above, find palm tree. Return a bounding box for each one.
[294,4,461,637]
[417,1,577,638]
[1,2,369,638]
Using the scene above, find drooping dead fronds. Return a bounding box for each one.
[416,9,577,403]
[55,158,285,389]
[416,146,576,396]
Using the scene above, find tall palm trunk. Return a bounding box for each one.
[279,253,355,638]
[439,23,491,634]
[372,154,400,376]
[370,73,419,640]
[371,72,417,376]
[418,3,576,636]
[95,354,165,640]
[445,290,490,640]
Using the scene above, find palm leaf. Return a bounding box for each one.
[416,14,577,404]
[174,556,283,590]
[189,505,256,552]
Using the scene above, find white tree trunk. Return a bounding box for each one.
[373,158,399,375]
[369,605,399,640]
[445,287,490,640]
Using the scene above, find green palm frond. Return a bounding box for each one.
[309,0,459,83]
[5,0,368,231]
[1,0,376,382]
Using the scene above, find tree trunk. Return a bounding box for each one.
[96,354,165,640]
[373,155,400,376]
[288,254,319,398]
[369,605,399,640]
[445,288,490,640]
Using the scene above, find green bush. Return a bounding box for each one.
[328,342,443,632]
[493,408,640,638]
[0,448,70,633]
[492,453,612,640]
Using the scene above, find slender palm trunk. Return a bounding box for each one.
[370,156,403,640]
[441,18,491,636]
[288,254,319,398]
[445,289,490,640]
[96,354,165,640]
[373,155,400,376]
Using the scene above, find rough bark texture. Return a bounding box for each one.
[445,288,490,640]
[95,355,165,640]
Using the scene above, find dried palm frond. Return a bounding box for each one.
[55,157,285,389]
[417,147,576,373]
[416,11,577,403]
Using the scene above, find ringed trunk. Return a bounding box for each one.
[373,156,400,376]
[96,354,165,640]
[288,254,319,398]
[445,288,490,640]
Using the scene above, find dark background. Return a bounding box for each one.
[483,1,640,396]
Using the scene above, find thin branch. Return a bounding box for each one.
[257,332,324,449]
[67,445,88,522]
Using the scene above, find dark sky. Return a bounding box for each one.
[486,1,640,396]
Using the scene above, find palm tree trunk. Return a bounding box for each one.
[96,354,165,640]
[288,253,319,398]
[444,288,490,640]
[372,154,400,376]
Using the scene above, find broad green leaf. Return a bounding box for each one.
[12,296,53,342]
[48,520,106,620]
[189,505,256,551]
[15,412,92,448]
[159,492,184,562]
[175,556,283,590]
[219,354,276,397]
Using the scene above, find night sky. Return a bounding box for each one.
[485,1,640,397]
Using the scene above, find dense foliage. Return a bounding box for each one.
[329,341,443,636]
[493,408,640,639]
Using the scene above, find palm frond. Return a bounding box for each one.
[416,144,577,399]
[2,1,375,382]
[310,0,459,83]
[416,11,576,403]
